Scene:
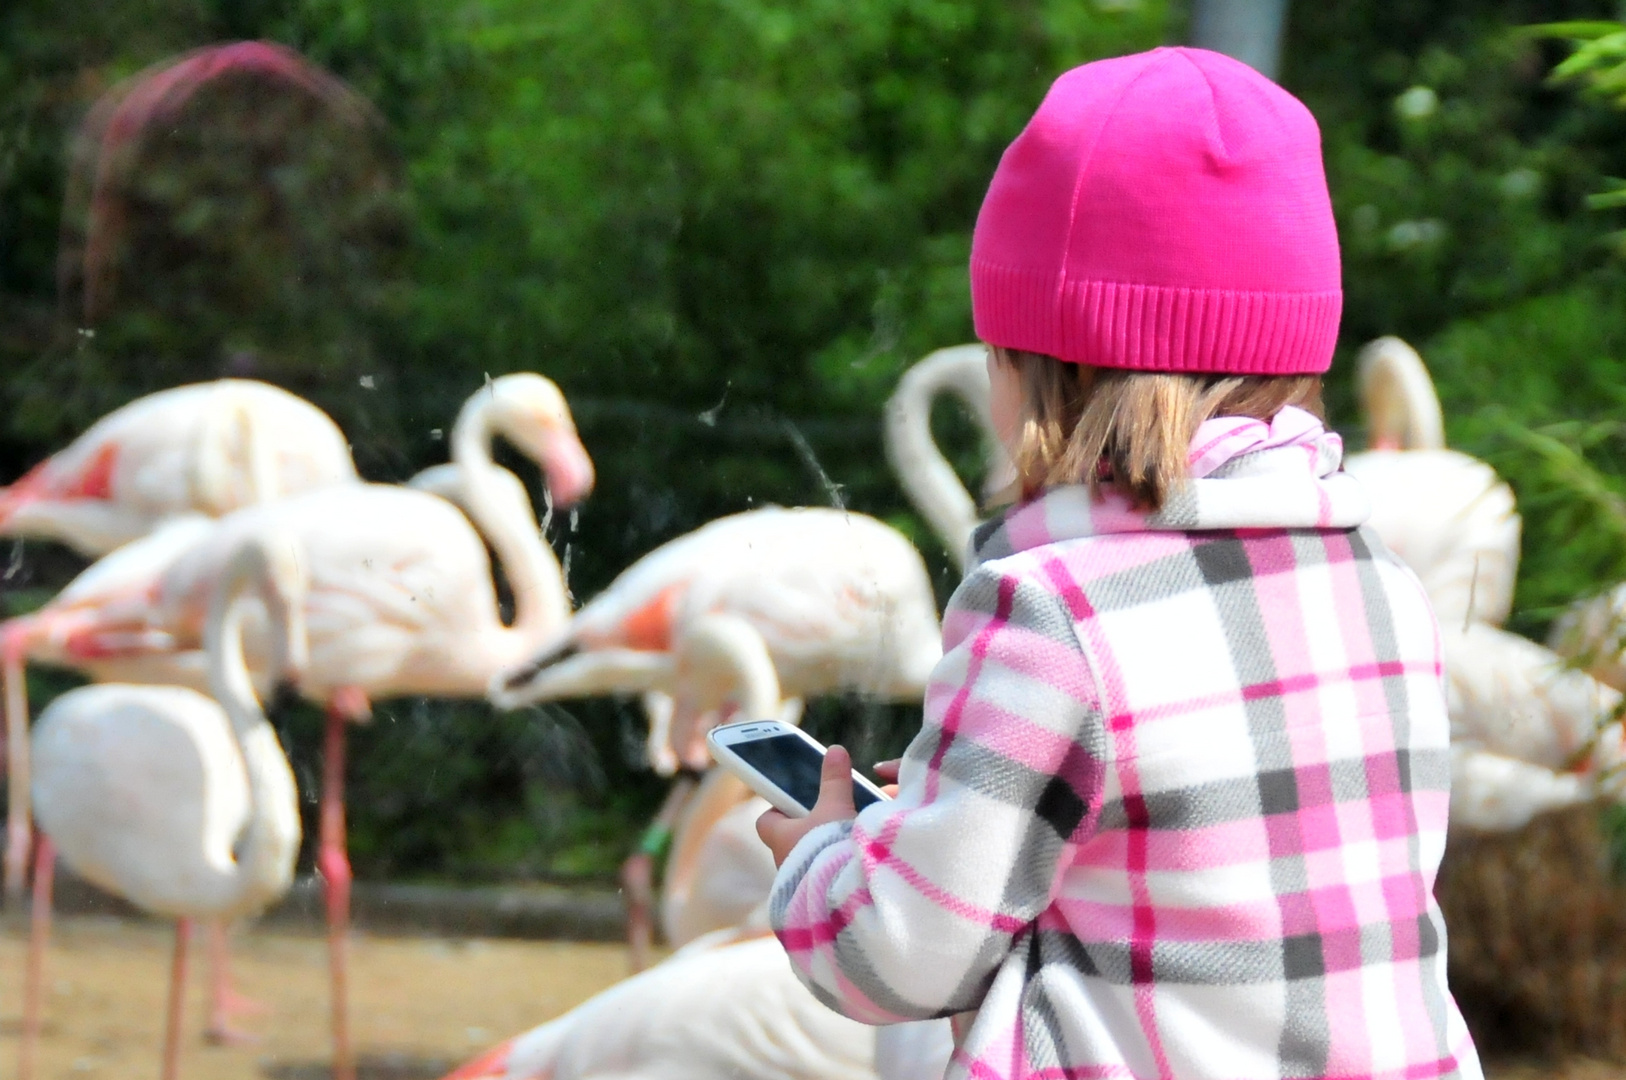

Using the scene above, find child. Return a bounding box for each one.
[757,47,1483,1080]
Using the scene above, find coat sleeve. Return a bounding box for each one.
[768,561,1106,1023]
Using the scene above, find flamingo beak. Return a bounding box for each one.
[542,430,596,510]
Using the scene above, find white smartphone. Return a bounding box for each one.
[706,720,890,818]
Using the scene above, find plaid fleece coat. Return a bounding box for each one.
[770,413,1482,1080]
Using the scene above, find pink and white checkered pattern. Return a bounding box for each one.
[771,442,1481,1080]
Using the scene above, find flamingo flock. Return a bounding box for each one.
[5,35,1620,1080]
[7,316,1623,1080]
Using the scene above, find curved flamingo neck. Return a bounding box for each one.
[205,536,303,908]
[1358,338,1446,452]
[450,396,570,650]
[884,348,993,572]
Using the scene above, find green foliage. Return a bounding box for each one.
[1288,2,1626,643]
[0,0,1169,883]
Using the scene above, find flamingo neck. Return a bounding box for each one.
[451,399,570,650]
[1360,341,1446,452]
[732,644,782,724]
[205,539,302,910]
[884,360,982,572]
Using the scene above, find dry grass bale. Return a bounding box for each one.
[1438,803,1626,1059]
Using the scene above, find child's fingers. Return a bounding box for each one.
[814,745,858,822]
[872,758,902,783]
[756,807,790,847]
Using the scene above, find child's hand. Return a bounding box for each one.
[757,745,860,868]
[873,758,901,796]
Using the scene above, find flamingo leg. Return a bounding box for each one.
[20,832,55,1080]
[204,919,265,1045]
[4,624,32,904]
[161,919,192,1080]
[621,775,698,972]
[320,687,368,1080]
[621,851,656,973]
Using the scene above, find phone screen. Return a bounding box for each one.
[729,734,884,813]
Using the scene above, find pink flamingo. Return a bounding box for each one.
[21,530,306,1080]
[490,505,941,966]
[882,343,1013,572]
[0,515,278,1043]
[448,613,954,1080]
[16,372,591,1080]
[0,380,357,556]
[492,506,941,750]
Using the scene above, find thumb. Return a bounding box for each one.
[813,745,857,822]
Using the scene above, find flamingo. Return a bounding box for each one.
[445,613,951,1080]
[443,935,879,1080]
[1341,336,1522,630]
[883,338,1609,834]
[0,380,357,557]
[1334,340,1620,829]
[491,506,942,754]
[17,372,591,1080]
[641,614,791,956]
[21,529,306,1080]
[0,514,279,1042]
[1440,621,1626,830]
[882,343,1013,572]
[488,504,940,962]
[1549,583,1626,694]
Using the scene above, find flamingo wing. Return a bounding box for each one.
[31,684,249,914]
[476,937,876,1080]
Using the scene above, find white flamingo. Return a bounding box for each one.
[884,339,1609,836]
[1441,622,1625,831]
[16,372,591,1080]
[1341,336,1522,630]
[882,344,1013,572]
[1549,583,1626,694]
[646,613,787,953]
[445,613,951,1080]
[0,380,357,557]
[443,935,879,1080]
[491,506,942,760]
[21,529,306,1080]
[488,504,940,962]
[1334,339,1622,830]
[0,514,279,1042]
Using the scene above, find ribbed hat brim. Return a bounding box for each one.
[971,259,1341,374]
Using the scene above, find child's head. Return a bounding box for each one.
[973,48,1340,510]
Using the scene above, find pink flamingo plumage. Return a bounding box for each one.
[0,379,358,556]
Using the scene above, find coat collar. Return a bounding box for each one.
[970,408,1371,568]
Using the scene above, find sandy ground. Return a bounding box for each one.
[0,915,630,1079]
[0,914,1618,1079]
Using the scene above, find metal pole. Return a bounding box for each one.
[1188,0,1289,82]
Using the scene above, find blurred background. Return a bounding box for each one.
[5,0,1626,1072]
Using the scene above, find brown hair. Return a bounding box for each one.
[999,348,1324,512]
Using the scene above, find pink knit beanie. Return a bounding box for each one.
[971,47,1341,374]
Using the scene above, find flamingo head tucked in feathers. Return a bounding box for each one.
[481,374,596,510]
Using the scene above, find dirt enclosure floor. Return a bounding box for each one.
[0,916,628,1079]
[0,914,1614,1080]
